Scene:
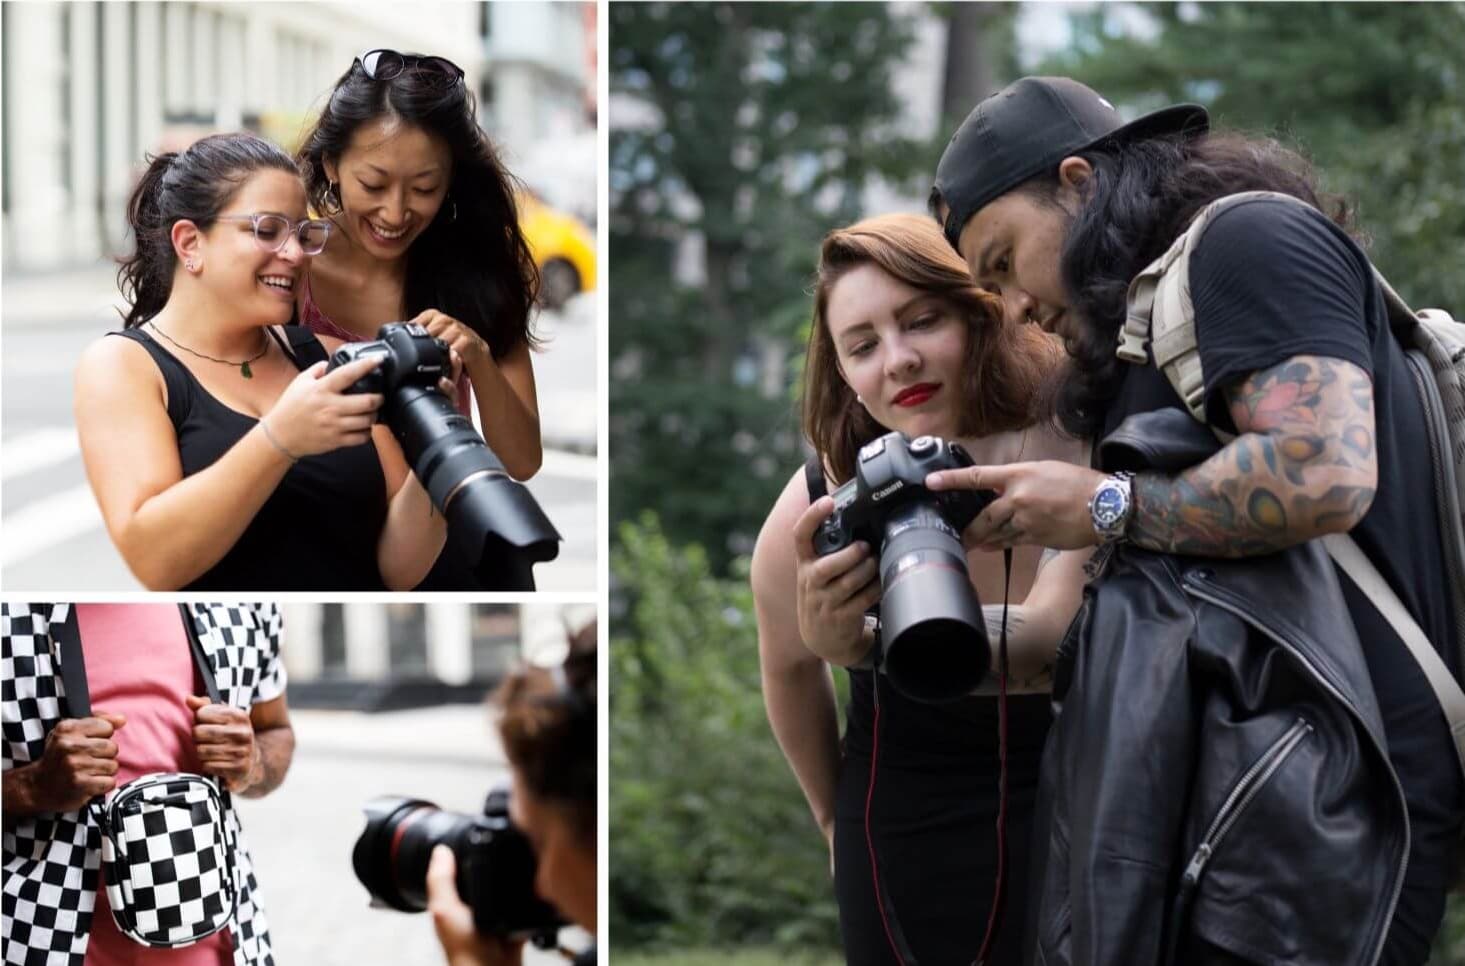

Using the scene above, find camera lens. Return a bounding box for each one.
[877,502,990,702]
[387,386,561,589]
[351,795,564,939]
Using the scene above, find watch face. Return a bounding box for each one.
[1093,485,1127,527]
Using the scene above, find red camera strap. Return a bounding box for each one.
[865,548,1013,966]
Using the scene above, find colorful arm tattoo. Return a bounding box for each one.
[1127,355,1378,557]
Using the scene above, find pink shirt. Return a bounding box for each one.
[299,271,475,417]
[76,604,231,966]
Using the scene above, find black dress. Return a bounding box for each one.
[806,459,1051,965]
[111,326,387,591]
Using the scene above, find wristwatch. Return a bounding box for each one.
[1089,471,1135,544]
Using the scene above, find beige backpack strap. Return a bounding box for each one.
[1324,532,1465,781]
[1120,190,1315,421]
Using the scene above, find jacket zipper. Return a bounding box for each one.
[1179,717,1312,891]
[1184,580,1409,966]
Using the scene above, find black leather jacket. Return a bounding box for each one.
[1027,411,1410,966]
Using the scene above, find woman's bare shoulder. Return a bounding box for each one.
[1026,419,1091,466]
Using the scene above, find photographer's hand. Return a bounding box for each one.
[791,497,880,667]
[261,356,385,459]
[928,461,1103,552]
[427,846,524,966]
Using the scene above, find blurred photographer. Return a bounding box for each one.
[426,627,597,966]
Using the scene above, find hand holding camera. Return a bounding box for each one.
[793,497,881,667]
[262,355,385,457]
[811,431,999,703]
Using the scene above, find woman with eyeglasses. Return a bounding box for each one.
[294,50,544,590]
[73,132,450,591]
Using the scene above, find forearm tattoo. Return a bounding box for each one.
[1128,356,1377,557]
[968,606,1054,694]
[239,726,294,798]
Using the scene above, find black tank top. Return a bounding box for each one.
[112,326,387,591]
[802,456,1051,776]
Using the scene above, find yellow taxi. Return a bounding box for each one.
[518,192,597,310]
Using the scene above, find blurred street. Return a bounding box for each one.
[0,263,598,591]
[233,704,588,966]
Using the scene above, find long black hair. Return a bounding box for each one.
[298,61,541,356]
[118,133,300,329]
[1039,132,1356,438]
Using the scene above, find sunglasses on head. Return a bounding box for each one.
[355,49,465,90]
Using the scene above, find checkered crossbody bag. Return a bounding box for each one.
[52,606,240,948]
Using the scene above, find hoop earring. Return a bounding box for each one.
[448,196,458,222]
[325,180,343,215]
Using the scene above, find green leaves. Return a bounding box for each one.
[610,515,841,949]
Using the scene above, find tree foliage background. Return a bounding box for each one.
[609,1,1465,956]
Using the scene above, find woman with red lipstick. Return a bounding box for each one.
[294,51,543,589]
[73,133,448,591]
[751,213,1092,963]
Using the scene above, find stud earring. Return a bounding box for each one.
[185,260,197,271]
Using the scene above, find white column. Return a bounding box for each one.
[162,2,189,117]
[425,604,473,685]
[99,1,133,257]
[216,15,244,132]
[5,3,69,268]
[134,3,164,161]
[280,603,324,682]
[520,604,569,666]
[343,603,389,678]
[67,3,102,262]
[191,5,216,122]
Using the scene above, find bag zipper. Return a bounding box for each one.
[1183,577,1409,966]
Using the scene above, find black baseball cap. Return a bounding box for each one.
[933,76,1209,250]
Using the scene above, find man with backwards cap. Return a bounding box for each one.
[923,77,1462,965]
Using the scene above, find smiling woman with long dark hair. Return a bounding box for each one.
[294,49,545,590]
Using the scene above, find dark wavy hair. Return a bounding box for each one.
[1035,132,1356,438]
[805,213,1062,484]
[117,133,300,329]
[495,626,596,846]
[298,61,541,356]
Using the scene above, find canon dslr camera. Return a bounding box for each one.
[352,789,564,943]
[814,431,997,702]
[327,323,560,589]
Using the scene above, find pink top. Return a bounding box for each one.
[299,272,474,417]
[76,604,231,966]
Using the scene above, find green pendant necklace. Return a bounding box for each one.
[147,322,270,378]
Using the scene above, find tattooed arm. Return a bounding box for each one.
[970,546,1093,695]
[1128,355,1377,557]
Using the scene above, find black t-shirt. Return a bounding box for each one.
[1099,196,1459,885]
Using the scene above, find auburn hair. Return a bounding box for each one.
[803,213,1061,483]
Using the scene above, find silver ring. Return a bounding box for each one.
[442,469,509,510]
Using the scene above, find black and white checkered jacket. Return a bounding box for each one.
[2,603,284,966]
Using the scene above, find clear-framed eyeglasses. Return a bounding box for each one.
[215,214,332,256]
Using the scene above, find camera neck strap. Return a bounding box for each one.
[51,604,223,717]
[866,548,1014,966]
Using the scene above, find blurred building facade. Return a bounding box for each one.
[1,0,595,273]
[279,602,595,709]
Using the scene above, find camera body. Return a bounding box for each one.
[328,322,450,407]
[352,789,564,943]
[326,323,560,589]
[814,431,998,703]
[814,432,991,556]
